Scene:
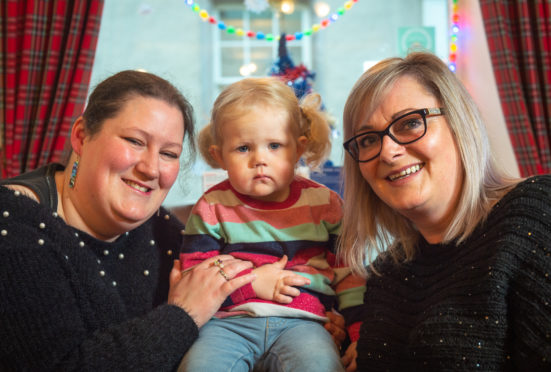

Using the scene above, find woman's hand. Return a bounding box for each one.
[252,255,310,303]
[324,310,347,347]
[342,341,358,372]
[168,255,255,328]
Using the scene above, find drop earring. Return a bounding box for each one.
[69,157,79,188]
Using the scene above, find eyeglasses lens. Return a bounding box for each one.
[351,111,426,162]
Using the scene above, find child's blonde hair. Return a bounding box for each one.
[199,77,332,170]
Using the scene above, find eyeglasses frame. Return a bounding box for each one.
[343,107,445,163]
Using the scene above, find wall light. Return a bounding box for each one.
[280,0,295,14]
[314,1,330,17]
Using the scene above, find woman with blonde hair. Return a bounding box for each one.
[339,52,551,370]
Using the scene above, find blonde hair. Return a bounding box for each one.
[198,77,331,170]
[338,52,519,277]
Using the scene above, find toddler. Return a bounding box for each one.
[178,77,364,371]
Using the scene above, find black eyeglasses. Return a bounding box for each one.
[343,107,445,163]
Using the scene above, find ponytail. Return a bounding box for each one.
[298,93,332,170]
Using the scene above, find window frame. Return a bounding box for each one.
[212,2,313,92]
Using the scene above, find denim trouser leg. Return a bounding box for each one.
[178,317,264,372]
[178,317,344,372]
[254,317,345,372]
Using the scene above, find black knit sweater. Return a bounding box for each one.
[356,176,551,371]
[0,185,199,371]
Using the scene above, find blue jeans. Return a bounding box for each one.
[178,317,344,372]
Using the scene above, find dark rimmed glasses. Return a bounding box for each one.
[343,107,445,163]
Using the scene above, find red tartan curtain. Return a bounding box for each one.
[480,0,551,176]
[0,0,103,178]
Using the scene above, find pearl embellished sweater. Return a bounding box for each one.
[356,176,551,371]
[0,166,198,371]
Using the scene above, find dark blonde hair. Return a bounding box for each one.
[199,77,331,170]
[338,52,518,277]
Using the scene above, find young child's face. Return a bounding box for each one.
[210,105,305,202]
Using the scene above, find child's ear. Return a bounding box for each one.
[295,135,308,161]
[209,145,226,170]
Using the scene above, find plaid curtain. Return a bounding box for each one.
[0,0,104,178]
[480,0,551,176]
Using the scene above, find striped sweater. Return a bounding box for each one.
[180,176,365,341]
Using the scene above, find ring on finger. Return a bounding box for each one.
[213,259,224,268]
[218,268,230,281]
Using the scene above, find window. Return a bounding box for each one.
[212,1,312,95]
[90,0,453,207]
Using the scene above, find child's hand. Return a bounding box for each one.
[342,341,358,372]
[252,255,310,303]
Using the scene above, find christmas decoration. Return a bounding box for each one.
[449,0,459,72]
[184,0,360,42]
[269,35,315,99]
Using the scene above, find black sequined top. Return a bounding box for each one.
[0,165,198,371]
[356,176,551,371]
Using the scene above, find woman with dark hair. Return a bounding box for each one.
[0,70,256,371]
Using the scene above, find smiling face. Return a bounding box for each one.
[210,105,305,203]
[356,75,464,240]
[71,96,184,239]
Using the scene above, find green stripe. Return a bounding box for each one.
[221,220,340,244]
[184,214,222,239]
[300,273,336,296]
[338,286,366,310]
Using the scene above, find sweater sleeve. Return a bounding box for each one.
[324,189,366,342]
[334,273,366,342]
[0,222,199,372]
[507,177,551,369]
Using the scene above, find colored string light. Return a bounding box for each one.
[184,0,360,42]
[448,0,459,72]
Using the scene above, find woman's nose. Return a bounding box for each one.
[378,134,405,163]
[136,151,160,179]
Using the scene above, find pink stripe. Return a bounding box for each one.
[195,196,341,227]
[221,292,327,318]
[348,322,362,342]
[180,251,219,269]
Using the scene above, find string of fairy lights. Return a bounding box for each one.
[183,0,360,42]
[448,0,460,72]
[184,0,459,71]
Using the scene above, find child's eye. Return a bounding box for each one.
[236,145,249,153]
[269,143,281,150]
